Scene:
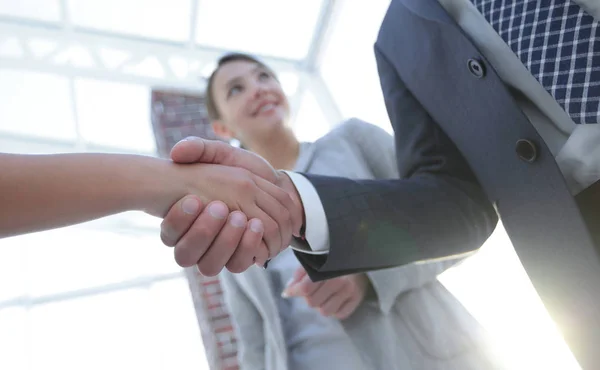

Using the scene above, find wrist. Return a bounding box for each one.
[136,158,188,218]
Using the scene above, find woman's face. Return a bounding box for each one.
[211,59,290,144]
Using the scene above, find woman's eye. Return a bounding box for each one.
[228,85,242,97]
[258,71,270,80]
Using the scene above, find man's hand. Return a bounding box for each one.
[282,267,369,320]
[161,195,269,275]
[162,137,305,273]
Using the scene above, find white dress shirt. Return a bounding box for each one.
[288,0,600,254]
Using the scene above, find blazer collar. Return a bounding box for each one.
[292,141,317,173]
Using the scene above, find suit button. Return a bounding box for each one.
[467,58,486,78]
[516,139,538,163]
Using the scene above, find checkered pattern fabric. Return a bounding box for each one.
[471,0,600,124]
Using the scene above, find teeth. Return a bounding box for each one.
[259,103,275,112]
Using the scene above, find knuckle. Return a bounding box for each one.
[280,191,294,206]
[239,237,258,253]
[330,279,344,289]
[323,282,338,295]
[305,297,319,308]
[226,261,244,274]
[298,284,312,297]
[343,282,354,295]
[321,307,333,316]
[174,248,193,268]
[238,178,256,192]
[278,207,291,225]
[218,232,241,251]
[159,222,177,245]
[337,312,350,320]
[197,262,221,277]
[190,222,217,240]
[160,232,174,247]
[227,257,252,274]
[263,218,279,235]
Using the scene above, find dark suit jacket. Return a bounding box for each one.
[294,0,600,367]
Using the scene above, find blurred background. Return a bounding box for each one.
[0,1,580,369]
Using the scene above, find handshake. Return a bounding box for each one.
[152,137,305,276]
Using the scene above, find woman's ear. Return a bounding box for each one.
[212,121,234,140]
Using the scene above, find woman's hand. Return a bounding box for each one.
[282,267,369,320]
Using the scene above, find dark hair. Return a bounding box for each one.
[205,52,277,121]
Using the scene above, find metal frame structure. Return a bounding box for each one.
[0,0,343,152]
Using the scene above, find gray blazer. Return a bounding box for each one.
[220,119,505,370]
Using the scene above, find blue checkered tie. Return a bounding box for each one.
[471,0,600,124]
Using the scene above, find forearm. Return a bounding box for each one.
[0,153,180,238]
[295,173,497,280]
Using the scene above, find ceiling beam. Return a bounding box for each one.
[0,18,303,89]
[301,0,342,72]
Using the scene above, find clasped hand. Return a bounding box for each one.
[158,137,304,276]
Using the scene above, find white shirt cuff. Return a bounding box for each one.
[281,171,330,254]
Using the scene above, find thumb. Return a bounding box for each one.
[290,266,308,284]
[171,137,231,164]
[171,137,278,183]
[282,267,308,297]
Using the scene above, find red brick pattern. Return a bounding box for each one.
[150,88,238,370]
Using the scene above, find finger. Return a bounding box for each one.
[285,274,322,298]
[291,266,308,283]
[197,211,247,276]
[256,174,302,239]
[254,179,293,255]
[225,218,265,273]
[254,240,269,268]
[160,196,204,247]
[319,292,350,317]
[281,268,308,297]
[305,280,341,308]
[170,137,233,164]
[173,201,229,267]
[275,170,304,236]
[334,298,359,320]
[241,202,281,260]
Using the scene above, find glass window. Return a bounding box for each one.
[195,0,323,60]
[319,0,392,133]
[74,78,156,153]
[0,69,77,141]
[0,0,61,23]
[67,0,192,42]
[292,88,331,142]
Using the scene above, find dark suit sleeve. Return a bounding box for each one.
[294,45,498,281]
